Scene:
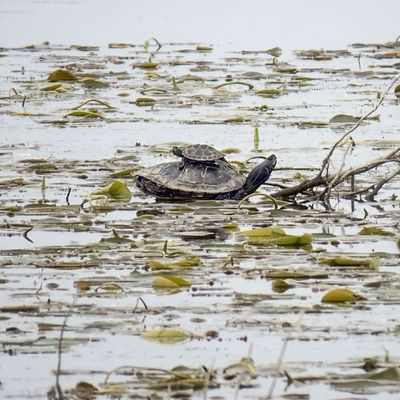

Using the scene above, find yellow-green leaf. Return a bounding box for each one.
[134,97,156,106]
[147,257,201,270]
[369,367,400,381]
[141,328,189,343]
[329,114,359,123]
[80,77,109,88]
[66,109,104,119]
[48,69,77,82]
[91,180,132,201]
[152,275,191,288]
[321,288,366,303]
[247,233,313,246]
[358,226,395,236]
[320,256,380,268]
[240,226,285,237]
[256,89,282,97]
[40,83,63,91]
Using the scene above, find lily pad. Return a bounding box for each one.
[321,288,366,303]
[247,233,313,246]
[320,256,380,268]
[48,69,77,82]
[141,328,190,343]
[146,257,201,270]
[152,275,192,288]
[358,226,395,236]
[91,180,132,201]
[329,114,360,123]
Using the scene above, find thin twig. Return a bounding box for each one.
[54,312,71,399]
[365,165,400,201]
[65,188,71,205]
[318,71,400,179]
[23,226,34,243]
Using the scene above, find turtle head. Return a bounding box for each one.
[240,154,277,198]
[171,146,184,158]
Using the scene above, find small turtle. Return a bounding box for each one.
[171,144,225,165]
[135,144,277,200]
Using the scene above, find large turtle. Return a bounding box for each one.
[135,144,277,200]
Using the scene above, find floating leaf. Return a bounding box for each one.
[0,305,40,313]
[223,115,246,123]
[271,279,293,293]
[320,256,380,268]
[358,226,395,236]
[141,328,190,343]
[240,226,285,237]
[256,88,282,97]
[329,114,360,123]
[146,257,201,270]
[265,271,329,279]
[321,288,366,303]
[75,381,99,395]
[247,233,313,246]
[48,69,77,82]
[196,44,213,51]
[133,61,158,69]
[221,147,241,154]
[369,367,400,381]
[152,275,191,288]
[108,42,131,49]
[66,109,104,119]
[91,180,132,201]
[134,97,156,106]
[40,83,63,92]
[395,84,400,99]
[110,167,139,178]
[80,77,109,88]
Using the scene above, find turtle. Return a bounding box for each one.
[135,144,277,200]
[171,144,225,164]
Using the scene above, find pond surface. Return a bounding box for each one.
[1,2,400,400]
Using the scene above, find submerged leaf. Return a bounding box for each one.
[321,288,366,303]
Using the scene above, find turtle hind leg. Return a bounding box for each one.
[137,177,170,197]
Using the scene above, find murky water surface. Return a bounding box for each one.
[1,3,400,399]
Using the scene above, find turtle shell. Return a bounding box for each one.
[180,144,225,162]
[136,159,244,196]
